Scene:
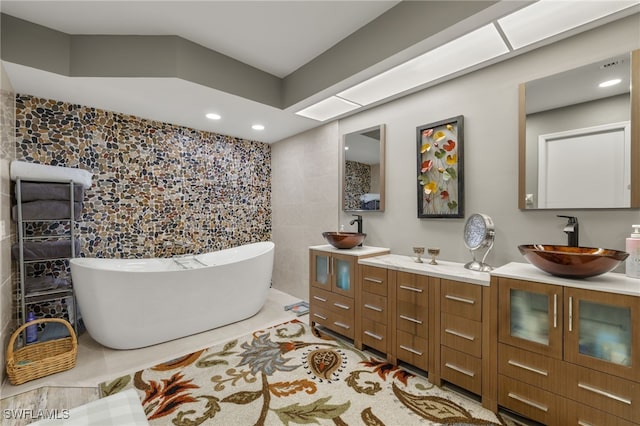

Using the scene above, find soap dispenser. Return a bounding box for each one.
[626,225,640,278]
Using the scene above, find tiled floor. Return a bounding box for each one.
[1,288,531,425]
[0,288,306,424]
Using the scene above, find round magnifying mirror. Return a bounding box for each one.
[463,213,495,271]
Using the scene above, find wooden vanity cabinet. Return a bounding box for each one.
[438,279,484,395]
[391,271,430,371]
[357,265,390,353]
[494,276,640,425]
[309,247,389,342]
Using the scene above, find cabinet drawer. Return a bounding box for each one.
[310,287,354,315]
[396,272,428,336]
[361,265,387,296]
[441,346,481,395]
[441,279,482,321]
[565,363,639,424]
[498,343,564,392]
[564,399,635,426]
[441,312,481,358]
[310,306,354,339]
[396,330,428,371]
[361,318,387,353]
[361,292,387,324]
[498,375,563,426]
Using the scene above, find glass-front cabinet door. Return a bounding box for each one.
[310,250,331,290]
[498,278,563,359]
[309,250,355,298]
[331,253,355,298]
[564,287,639,381]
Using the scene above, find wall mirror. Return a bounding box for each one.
[342,124,386,212]
[519,49,639,209]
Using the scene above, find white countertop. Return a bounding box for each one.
[492,262,640,297]
[309,245,390,257]
[357,254,490,286]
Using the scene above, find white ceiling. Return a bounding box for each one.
[1,1,638,144]
[1,0,400,78]
[1,0,408,143]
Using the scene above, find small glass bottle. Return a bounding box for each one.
[26,311,37,343]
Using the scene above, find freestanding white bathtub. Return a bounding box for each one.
[70,241,274,349]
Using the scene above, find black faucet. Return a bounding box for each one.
[350,214,363,233]
[558,215,579,247]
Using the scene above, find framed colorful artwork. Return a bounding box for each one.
[416,115,464,218]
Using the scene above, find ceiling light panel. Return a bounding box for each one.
[497,0,639,50]
[295,96,361,121]
[337,24,510,106]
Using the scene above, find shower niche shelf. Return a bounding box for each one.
[11,178,83,344]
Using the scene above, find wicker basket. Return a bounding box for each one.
[6,318,77,385]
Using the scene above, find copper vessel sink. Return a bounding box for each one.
[323,232,366,249]
[518,244,629,279]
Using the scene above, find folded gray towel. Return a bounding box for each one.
[12,200,83,221]
[17,182,84,202]
[11,239,80,261]
[24,275,71,293]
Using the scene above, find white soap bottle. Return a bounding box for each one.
[626,225,640,278]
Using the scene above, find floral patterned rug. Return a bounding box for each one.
[99,319,503,425]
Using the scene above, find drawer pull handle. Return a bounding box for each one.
[507,392,548,412]
[577,421,595,426]
[313,296,327,302]
[399,345,423,356]
[445,328,475,341]
[364,277,383,284]
[313,313,327,320]
[445,294,475,305]
[578,383,631,405]
[333,321,350,330]
[364,304,383,312]
[364,330,383,340]
[444,363,475,377]
[399,285,423,293]
[400,315,423,324]
[333,302,350,310]
[507,360,548,377]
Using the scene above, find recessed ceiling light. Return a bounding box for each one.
[295,96,361,121]
[205,113,221,120]
[599,78,622,88]
[337,23,509,106]
[252,124,265,130]
[497,0,638,50]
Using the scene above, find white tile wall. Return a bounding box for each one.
[1,63,17,383]
[271,122,340,300]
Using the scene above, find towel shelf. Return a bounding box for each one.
[12,178,82,345]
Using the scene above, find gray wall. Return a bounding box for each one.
[271,14,640,300]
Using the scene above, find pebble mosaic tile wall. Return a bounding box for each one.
[15,95,272,259]
[344,160,370,210]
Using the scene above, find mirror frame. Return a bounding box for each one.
[518,49,640,210]
[342,124,386,212]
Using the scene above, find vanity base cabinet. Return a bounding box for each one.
[391,271,430,371]
[309,246,389,343]
[436,279,486,400]
[493,276,640,425]
[357,265,390,354]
